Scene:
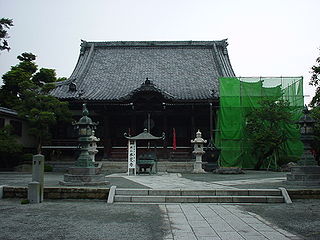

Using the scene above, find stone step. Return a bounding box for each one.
[114,195,284,203]
[287,173,320,181]
[286,180,320,185]
[290,166,320,174]
[112,188,286,203]
[101,161,194,173]
[115,188,282,196]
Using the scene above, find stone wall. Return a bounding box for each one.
[2,186,109,200]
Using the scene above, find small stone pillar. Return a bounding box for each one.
[28,154,44,203]
[88,130,100,162]
[191,130,207,173]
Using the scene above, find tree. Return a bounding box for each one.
[309,52,320,107]
[0,18,13,51]
[245,99,293,170]
[0,52,71,153]
[309,52,320,163]
[0,125,23,168]
[310,107,320,164]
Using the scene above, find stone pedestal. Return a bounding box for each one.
[193,155,206,173]
[60,167,109,186]
[28,181,40,203]
[286,166,320,185]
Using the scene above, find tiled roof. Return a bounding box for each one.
[51,40,235,101]
[0,107,18,116]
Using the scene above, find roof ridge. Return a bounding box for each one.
[80,39,229,48]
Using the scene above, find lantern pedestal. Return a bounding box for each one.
[193,154,206,173]
[286,166,320,185]
[60,167,108,186]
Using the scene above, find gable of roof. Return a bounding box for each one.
[51,40,235,102]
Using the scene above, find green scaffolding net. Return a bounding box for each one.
[215,77,304,169]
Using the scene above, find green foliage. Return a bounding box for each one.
[309,52,320,163]
[309,53,320,107]
[20,199,30,204]
[0,18,13,51]
[44,164,53,172]
[0,126,23,168]
[21,153,33,162]
[310,107,320,162]
[245,99,293,170]
[0,125,23,154]
[0,52,72,153]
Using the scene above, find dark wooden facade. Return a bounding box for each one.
[49,40,235,161]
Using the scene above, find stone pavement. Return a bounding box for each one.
[209,177,286,187]
[110,173,302,239]
[160,204,301,240]
[112,173,285,190]
[121,173,236,189]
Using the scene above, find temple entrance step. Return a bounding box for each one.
[101,161,194,173]
[170,151,191,160]
[113,188,287,204]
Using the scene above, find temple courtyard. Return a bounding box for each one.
[0,171,320,240]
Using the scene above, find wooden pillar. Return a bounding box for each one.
[103,115,112,159]
[191,104,195,138]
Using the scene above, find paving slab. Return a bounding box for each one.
[160,204,301,240]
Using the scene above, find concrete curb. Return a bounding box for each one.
[107,186,116,203]
[287,189,320,199]
[278,187,292,204]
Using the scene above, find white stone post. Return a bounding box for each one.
[191,130,207,173]
[28,154,44,203]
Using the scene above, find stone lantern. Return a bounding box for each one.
[297,105,317,166]
[287,105,320,185]
[191,130,207,173]
[73,103,98,168]
[60,104,108,186]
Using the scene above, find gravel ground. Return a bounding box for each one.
[241,199,320,240]
[0,199,168,240]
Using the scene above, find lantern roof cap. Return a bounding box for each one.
[297,105,316,124]
[73,104,98,126]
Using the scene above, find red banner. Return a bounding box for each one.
[173,128,176,151]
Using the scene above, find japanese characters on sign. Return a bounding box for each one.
[128,140,136,170]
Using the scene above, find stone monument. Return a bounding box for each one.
[28,154,45,203]
[191,130,207,173]
[60,104,108,186]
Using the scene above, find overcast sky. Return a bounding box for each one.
[1,0,319,104]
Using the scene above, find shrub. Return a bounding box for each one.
[44,164,53,172]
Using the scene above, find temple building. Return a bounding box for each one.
[49,40,235,162]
